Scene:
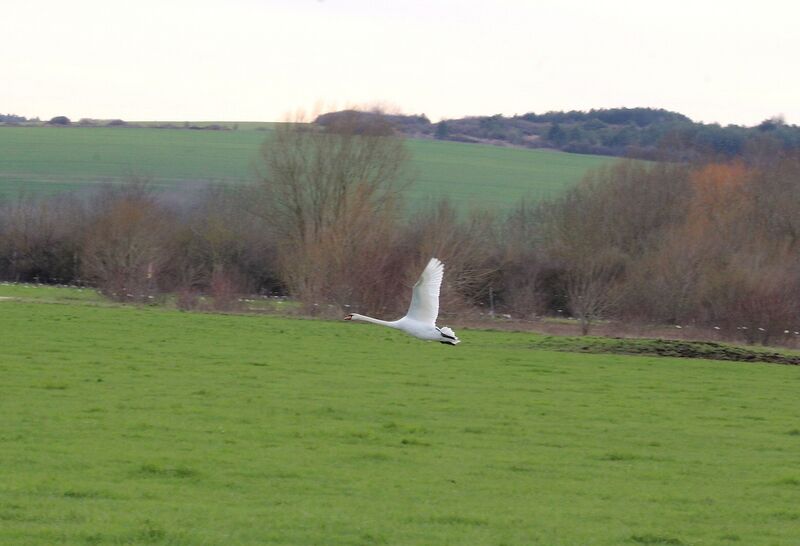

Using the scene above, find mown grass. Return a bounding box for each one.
[1,291,799,545]
[0,126,612,209]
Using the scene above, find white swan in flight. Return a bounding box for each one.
[344,257,460,345]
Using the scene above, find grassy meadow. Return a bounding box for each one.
[2,287,799,545]
[0,126,612,209]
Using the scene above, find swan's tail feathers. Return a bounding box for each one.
[439,326,460,345]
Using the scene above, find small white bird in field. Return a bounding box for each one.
[344,257,460,345]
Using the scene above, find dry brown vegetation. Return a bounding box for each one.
[249,111,410,315]
[1,113,799,347]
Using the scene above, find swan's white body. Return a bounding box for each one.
[344,258,460,345]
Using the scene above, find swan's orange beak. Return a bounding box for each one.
[344,314,353,320]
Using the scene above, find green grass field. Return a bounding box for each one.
[0,126,612,209]
[2,288,799,545]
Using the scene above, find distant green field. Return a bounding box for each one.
[2,289,799,545]
[0,126,612,209]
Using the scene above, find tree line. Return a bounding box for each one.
[317,108,800,161]
[0,113,32,123]
[1,111,799,346]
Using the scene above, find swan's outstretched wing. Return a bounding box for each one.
[405,258,444,325]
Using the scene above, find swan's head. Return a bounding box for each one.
[343,313,353,321]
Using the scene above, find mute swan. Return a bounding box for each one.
[344,257,460,345]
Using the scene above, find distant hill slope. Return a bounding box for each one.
[0,126,612,209]
[316,107,800,160]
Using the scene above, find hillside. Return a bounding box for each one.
[0,125,611,209]
[317,108,800,160]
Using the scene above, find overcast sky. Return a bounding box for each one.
[3,0,798,125]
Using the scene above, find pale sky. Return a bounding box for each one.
[3,0,799,126]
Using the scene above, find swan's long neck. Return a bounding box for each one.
[350,313,398,328]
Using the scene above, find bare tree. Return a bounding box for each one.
[537,176,627,334]
[564,252,625,335]
[698,245,800,345]
[496,200,553,318]
[401,199,498,317]
[0,193,85,283]
[620,231,704,325]
[534,160,692,332]
[251,110,410,313]
[81,180,172,301]
[170,185,278,305]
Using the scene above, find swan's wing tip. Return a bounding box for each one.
[415,258,444,286]
[407,257,445,324]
